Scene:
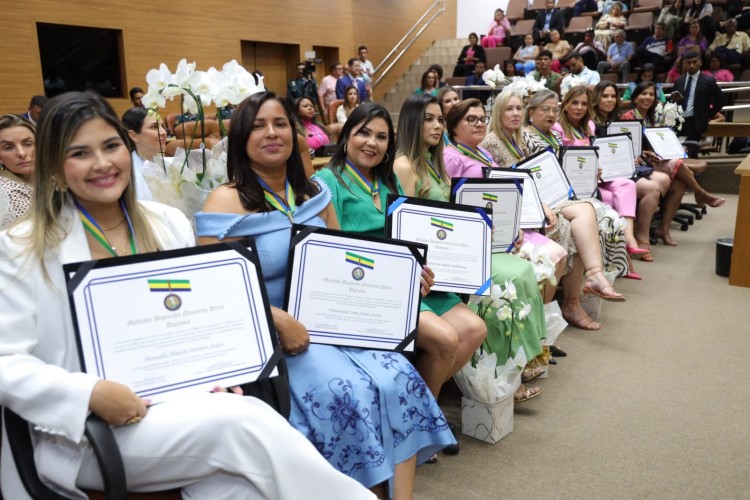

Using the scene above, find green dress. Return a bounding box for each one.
[417,171,547,365]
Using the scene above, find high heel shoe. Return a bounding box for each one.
[623,271,642,280]
[582,268,625,302]
[637,241,654,262]
[626,245,649,256]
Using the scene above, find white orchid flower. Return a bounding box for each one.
[145,63,172,94]
[172,59,196,87]
[187,70,218,107]
[518,302,532,320]
[141,91,165,110]
[180,90,200,115]
[496,304,512,321]
[468,295,483,306]
[504,280,517,301]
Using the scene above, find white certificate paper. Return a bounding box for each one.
[560,147,599,199]
[386,196,492,296]
[65,244,278,404]
[592,134,636,181]
[450,178,523,253]
[643,127,686,160]
[515,150,572,209]
[285,227,423,352]
[608,120,642,157]
[485,168,546,229]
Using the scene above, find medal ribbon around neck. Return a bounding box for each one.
[344,159,380,198]
[502,132,525,160]
[257,176,296,221]
[425,155,443,185]
[571,126,586,140]
[76,198,137,257]
[532,125,560,151]
[455,143,493,168]
[633,109,652,127]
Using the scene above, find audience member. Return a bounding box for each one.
[707,19,750,66]
[336,85,360,124]
[121,107,164,201]
[357,45,375,85]
[560,52,601,95]
[0,114,35,229]
[677,21,709,58]
[573,0,598,17]
[318,62,344,113]
[482,8,512,48]
[415,69,439,96]
[18,95,47,125]
[621,63,666,105]
[287,62,321,111]
[597,29,633,82]
[533,0,565,44]
[335,58,368,102]
[530,50,562,91]
[514,34,541,75]
[636,22,673,74]
[673,51,726,144]
[129,87,145,108]
[464,61,491,103]
[545,29,572,73]
[684,0,714,40]
[703,53,735,82]
[428,64,448,88]
[294,96,330,155]
[572,28,607,70]
[595,2,627,49]
[454,32,487,77]
[658,0,687,39]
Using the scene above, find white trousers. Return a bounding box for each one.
[70,392,374,499]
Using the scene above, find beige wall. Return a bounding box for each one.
[0,0,455,116]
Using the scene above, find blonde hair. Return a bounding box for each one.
[488,90,528,156]
[396,94,449,199]
[558,86,592,141]
[25,92,159,282]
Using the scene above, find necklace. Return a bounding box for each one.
[257,175,296,221]
[76,199,137,257]
[101,217,125,231]
[344,159,380,199]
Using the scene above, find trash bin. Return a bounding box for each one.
[715,238,734,277]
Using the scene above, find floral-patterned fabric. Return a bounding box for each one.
[195,181,454,490]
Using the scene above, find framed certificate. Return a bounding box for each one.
[607,120,642,157]
[592,133,636,181]
[64,240,280,405]
[385,194,493,296]
[285,225,425,352]
[560,146,599,199]
[643,127,686,160]
[484,167,546,229]
[514,149,573,209]
[450,177,523,253]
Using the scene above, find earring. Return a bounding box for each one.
[50,175,67,192]
[382,152,390,162]
[344,143,347,154]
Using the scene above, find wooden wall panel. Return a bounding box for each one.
[0,0,456,115]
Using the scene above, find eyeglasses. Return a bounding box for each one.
[538,106,560,115]
[465,115,490,126]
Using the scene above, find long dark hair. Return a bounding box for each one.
[227,91,318,212]
[630,81,658,121]
[327,102,398,195]
[591,81,621,124]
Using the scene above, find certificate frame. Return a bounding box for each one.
[385,194,493,296]
[449,177,523,253]
[592,133,636,182]
[643,126,687,160]
[559,146,599,199]
[63,239,282,404]
[514,149,574,209]
[284,225,426,352]
[607,120,643,157]
[483,167,547,229]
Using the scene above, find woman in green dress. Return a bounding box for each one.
[313,102,486,404]
[394,94,546,404]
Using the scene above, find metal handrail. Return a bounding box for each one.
[372,0,445,89]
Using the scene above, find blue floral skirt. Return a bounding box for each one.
[286,345,456,489]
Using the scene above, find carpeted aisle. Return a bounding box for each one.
[416,194,750,499]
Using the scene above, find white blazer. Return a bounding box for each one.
[0,201,194,499]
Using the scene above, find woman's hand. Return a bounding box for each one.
[89,380,149,426]
[642,150,662,164]
[420,264,435,297]
[512,229,525,254]
[542,204,557,232]
[598,167,603,180]
[272,307,310,356]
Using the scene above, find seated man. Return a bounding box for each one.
[530,50,562,92]
[560,52,601,95]
[18,95,47,125]
[464,61,491,104]
[572,28,607,70]
[597,30,633,83]
[637,22,673,74]
[533,0,565,44]
[708,19,750,66]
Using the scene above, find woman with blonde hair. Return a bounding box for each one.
[0,91,376,499]
[0,114,35,228]
[595,2,627,49]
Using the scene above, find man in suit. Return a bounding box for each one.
[335,57,368,102]
[533,0,564,44]
[18,95,47,125]
[672,51,725,142]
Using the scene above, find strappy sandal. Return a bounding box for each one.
[636,240,654,262]
[582,268,625,302]
[561,298,602,331]
[521,367,545,383]
[514,385,543,404]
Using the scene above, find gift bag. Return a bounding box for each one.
[542,300,568,346]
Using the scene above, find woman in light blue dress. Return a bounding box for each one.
[195,92,454,498]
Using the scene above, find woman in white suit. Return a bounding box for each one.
[0,92,375,500]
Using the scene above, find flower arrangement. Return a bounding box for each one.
[481,64,507,90]
[654,101,684,131]
[140,59,264,219]
[503,75,546,97]
[516,242,558,286]
[561,75,586,98]
[469,280,531,347]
